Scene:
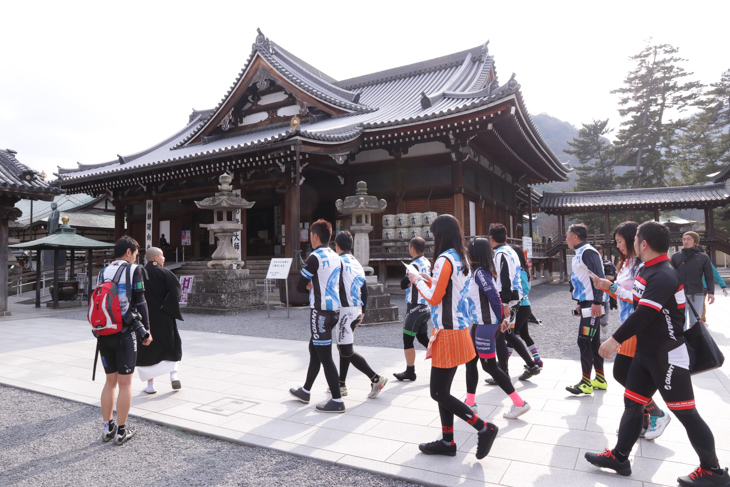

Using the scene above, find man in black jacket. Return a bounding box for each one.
[670,231,714,329]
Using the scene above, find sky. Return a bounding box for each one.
[1,0,728,178]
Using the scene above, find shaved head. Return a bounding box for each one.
[146,247,163,262]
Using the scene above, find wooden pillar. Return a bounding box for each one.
[453,193,464,230]
[69,249,75,279]
[653,209,660,221]
[53,248,59,309]
[453,156,464,229]
[604,212,611,258]
[114,202,125,241]
[0,217,8,313]
[528,191,534,238]
[706,207,716,265]
[285,150,301,261]
[35,250,41,308]
[151,199,160,251]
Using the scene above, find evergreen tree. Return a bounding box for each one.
[611,43,702,188]
[673,69,730,184]
[564,119,615,191]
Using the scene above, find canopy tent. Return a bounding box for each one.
[10,219,114,308]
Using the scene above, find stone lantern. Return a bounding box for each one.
[186,172,264,314]
[195,172,255,269]
[335,181,397,324]
[335,181,386,275]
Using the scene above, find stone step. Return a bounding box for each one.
[366,294,392,309]
[361,305,399,324]
[193,279,257,293]
[186,291,265,309]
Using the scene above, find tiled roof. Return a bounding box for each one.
[711,164,730,183]
[0,149,63,200]
[539,182,730,214]
[57,30,568,185]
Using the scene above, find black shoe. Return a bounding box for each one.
[678,467,730,486]
[585,449,631,476]
[476,423,499,459]
[393,369,417,381]
[171,380,181,390]
[418,439,457,456]
[518,364,541,381]
[289,387,310,404]
[315,399,345,413]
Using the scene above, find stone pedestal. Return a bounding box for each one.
[361,283,399,325]
[185,269,265,315]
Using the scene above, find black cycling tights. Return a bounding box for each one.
[465,355,515,395]
[430,366,486,440]
[616,399,719,469]
[496,331,534,372]
[338,344,376,383]
[403,332,429,350]
[303,340,341,399]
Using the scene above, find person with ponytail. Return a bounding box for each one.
[407,215,499,460]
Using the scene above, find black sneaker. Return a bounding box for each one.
[678,466,730,486]
[585,449,631,476]
[418,439,457,457]
[315,399,345,413]
[393,369,417,381]
[114,427,136,445]
[476,423,499,459]
[289,387,310,404]
[518,364,541,381]
[102,420,116,443]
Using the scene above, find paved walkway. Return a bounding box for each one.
[1,300,729,487]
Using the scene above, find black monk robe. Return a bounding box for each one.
[136,262,184,367]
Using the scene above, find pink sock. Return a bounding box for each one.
[465,393,476,407]
[509,392,525,407]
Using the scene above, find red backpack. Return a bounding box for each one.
[88,263,130,335]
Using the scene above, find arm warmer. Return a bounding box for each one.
[415,258,452,307]
[498,254,512,304]
[361,281,368,313]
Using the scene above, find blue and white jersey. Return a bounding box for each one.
[615,257,641,324]
[467,268,503,325]
[570,242,604,302]
[301,245,341,311]
[97,259,143,316]
[493,245,523,302]
[338,252,366,308]
[405,255,431,306]
[416,249,471,330]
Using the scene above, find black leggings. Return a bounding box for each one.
[613,353,632,387]
[431,366,486,436]
[496,330,534,372]
[303,340,341,399]
[338,344,376,383]
[514,305,535,348]
[466,325,515,395]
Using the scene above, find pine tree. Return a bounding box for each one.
[564,119,615,191]
[673,69,730,184]
[611,43,702,188]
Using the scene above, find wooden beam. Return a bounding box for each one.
[0,217,7,313]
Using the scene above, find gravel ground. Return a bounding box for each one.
[6,281,615,486]
[0,385,418,487]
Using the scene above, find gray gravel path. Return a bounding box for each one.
[0,385,417,487]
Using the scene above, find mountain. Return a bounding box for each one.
[530,113,580,192]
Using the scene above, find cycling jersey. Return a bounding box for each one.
[405,256,431,306]
[338,252,367,309]
[467,267,503,325]
[415,249,471,330]
[571,242,605,303]
[613,254,687,360]
[300,245,341,311]
[493,244,523,303]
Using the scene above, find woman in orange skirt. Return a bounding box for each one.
[408,215,499,460]
[593,221,670,440]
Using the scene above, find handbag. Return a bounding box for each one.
[684,299,724,375]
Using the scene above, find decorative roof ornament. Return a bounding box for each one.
[290,115,301,131]
[254,28,270,51]
[331,153,348,165]
[480,40,490,63]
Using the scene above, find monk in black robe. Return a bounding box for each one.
[136,247,183,393]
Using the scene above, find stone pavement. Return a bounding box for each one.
[1,299,729,487]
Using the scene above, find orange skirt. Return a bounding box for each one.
[429,328,476,368]
[617,335,637,357]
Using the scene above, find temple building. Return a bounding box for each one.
[57,30,569,287]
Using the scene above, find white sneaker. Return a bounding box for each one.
[643,413,671,440]
[503,402,531,419]
[368,376,388,399]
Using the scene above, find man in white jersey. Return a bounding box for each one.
[289,219,345,413]
[332,231,388,399]
[565,223,607,395]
